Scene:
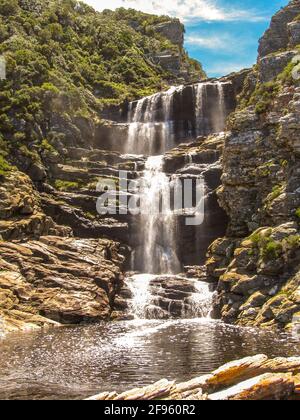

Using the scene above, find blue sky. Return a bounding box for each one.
[84,0,290,77]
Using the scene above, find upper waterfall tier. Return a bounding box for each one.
[126,81,235,155]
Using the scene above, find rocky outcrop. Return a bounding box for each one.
[211,224,300,328]
[87,354,300,400]
[0,171,71,241]
[258,50,297,83]
[288,20,300,46]
[153,20,184,46]
[258,0,300,58]
[0,236,126,336]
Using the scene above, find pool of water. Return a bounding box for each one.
[0,319,299,400]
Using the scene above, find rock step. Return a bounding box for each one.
[64,147,123,165]
[40,195,129,242]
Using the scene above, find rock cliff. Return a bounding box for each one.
[207,0,300,330]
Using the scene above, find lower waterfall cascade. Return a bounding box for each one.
[125,273,213,320]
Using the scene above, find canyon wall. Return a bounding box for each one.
[207,0,300,329]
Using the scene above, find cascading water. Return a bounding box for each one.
[125,273,213,320]
[126,274,155,319]
[193,81,228,136]
[124,80,229,320]
[127,86,179,156]
[139,155,180,275]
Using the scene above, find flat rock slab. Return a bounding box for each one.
[208,373,295,400]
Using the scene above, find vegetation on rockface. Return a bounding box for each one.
[249,228,300,262]
[238,58,300,114]
[249,81,280,115]
[0,136,12,177]
[0,0,205,174]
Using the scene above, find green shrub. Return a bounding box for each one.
[249,232,261,245]
[54,180,80,191]
[249,81,280,115]
[295,208,300,219]
[262,240,283,260]
[0,0,19,16]
[0,0,204,165]
[284,235,300,249]
[0,155,12,177]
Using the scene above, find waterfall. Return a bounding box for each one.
[122,80,231,320]
[183,281,213,319]
[126,274,155,319]
[127,81,230,155]
[127,86,179,156]
[193,81,228,136]
[125,274,213,320]
[138,156,180,275]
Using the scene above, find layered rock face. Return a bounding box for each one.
[258,0,300,57]
[0,166,128,335]
[208,1,300,329]
[0,237,125,335]
[163,133,228,266]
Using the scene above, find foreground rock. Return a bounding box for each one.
[0,236,126,336]
[87,355,300,400]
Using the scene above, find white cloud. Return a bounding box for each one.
[185,32,257,54]
[186,35,230,50]
[83,0,265,23]
[206,61,253,76]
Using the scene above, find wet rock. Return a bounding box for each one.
[87,355,300,400]
[40,194,129,243]
[208,373,295,400]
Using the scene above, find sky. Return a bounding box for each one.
[84,0,290,77]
